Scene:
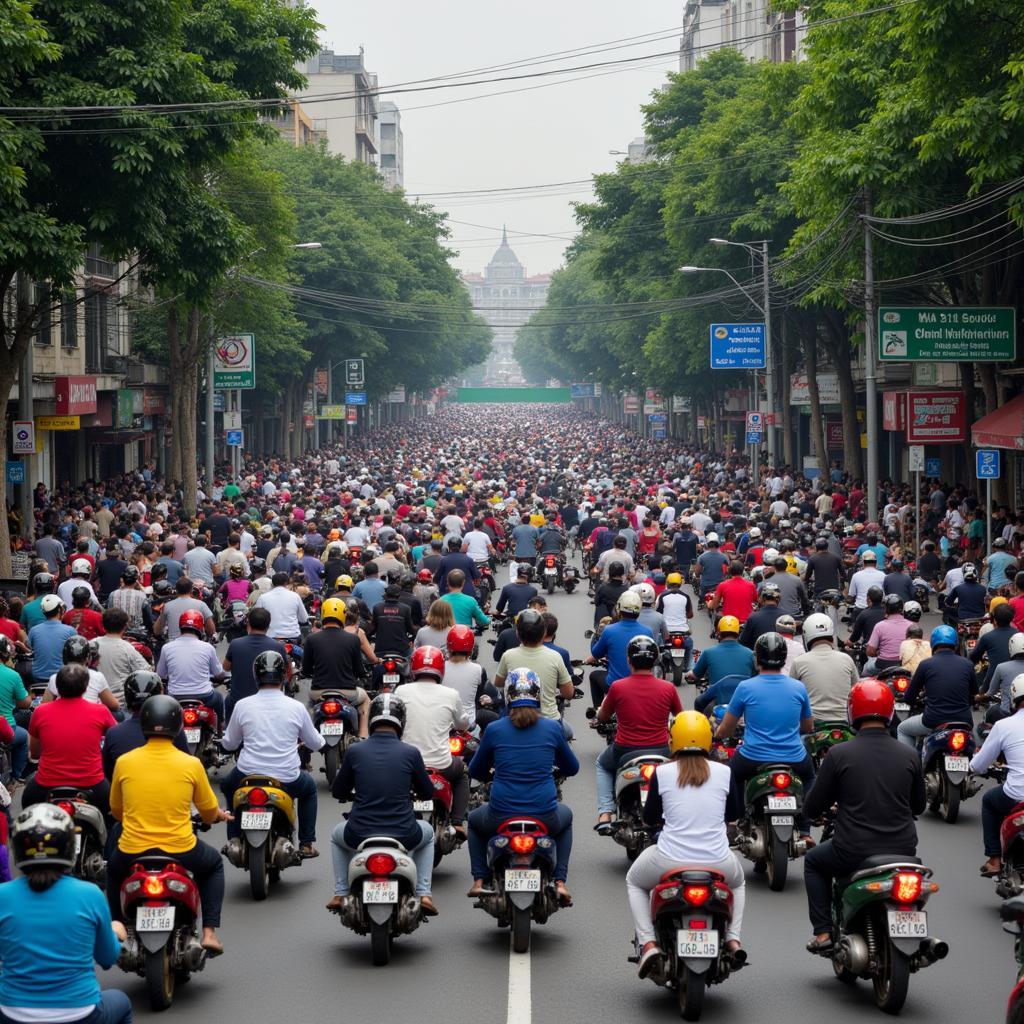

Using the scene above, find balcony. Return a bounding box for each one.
[84,244,117,281]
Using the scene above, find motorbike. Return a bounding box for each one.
[219,600,248,643]
[995,803,1024,899]
[49,786,107,886]
[805,721,854,771]
[912,578,932,612]
[813,588,845,616]
[179,699,226,771]
[333,836,427,965]
[812,856,947,1014]
[921,722,981,823]
[876,666,915,723]
[957,617,985,656]
[222,775,303,900]
[610,754,668,862]
[540,552,564,594]
[472,816,563,953]
[1001,895,1024,1024]
[561,563,580,594]
[414,764,465,868]
[631,866,745,1021]
[733,765,808,892]
[660,631,692,685]
[312,689,359,783]
[372,653,410,694]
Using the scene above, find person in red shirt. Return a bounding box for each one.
[831,490,848,514]
[22,663,116,817]
[849,483,865,520]
[1010,574,1024,633]
[594,635,682,831]
[63,587,105,640]
[0,597,27,648]
[711,561,758,623]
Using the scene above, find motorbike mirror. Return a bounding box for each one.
[584,629,594,639]
[585,707,597,720]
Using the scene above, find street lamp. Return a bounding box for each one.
[609,149,628,156]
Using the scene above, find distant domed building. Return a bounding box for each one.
[462,228,551,385]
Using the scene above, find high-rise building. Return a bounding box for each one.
[679,0,806,70]
[462,230,551,386]
[379,101,404,189]
[300,48,379,164]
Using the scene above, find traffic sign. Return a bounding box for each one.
[648,413,667,424]
[6,461,24,485]
[652,426,667,440]
[710,323,766,369]
[345,391,367,406]
[925,457,941,477]
[344,359,365,387]
[746,430,763,444]
[223,411,241,430]
[12,420,33,454]
[214,334,256,389]
[977,449,1001,479]
[225,429,244,447]
[879,307,1015,362]
[908,445,924,472]
[320,405,345,419]
[745,411,763,431]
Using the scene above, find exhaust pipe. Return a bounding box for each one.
[272,837,302,869]
[912,937,948,969]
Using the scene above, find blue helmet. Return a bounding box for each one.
[506,668,542,708]
[930,624,957,649]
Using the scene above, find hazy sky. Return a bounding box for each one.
[311,1,683,275]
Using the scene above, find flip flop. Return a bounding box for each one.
[806,937,834,955]
[980,865,1001,877]
[594,821,614,836]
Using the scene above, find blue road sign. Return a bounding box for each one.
[652,427,667,440]
[710,323,766,369]
[746,430,763,444]
[345,391,368,406]
[925,457,941,477]
[977,449,1001,479]
[225,429,243,447]
[570,383,596,399]
[649,413,667,424]
[6,461,24,485]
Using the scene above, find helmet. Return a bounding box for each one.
[1011,674,1024,707]
[669,711,713,755]
[760,582,781,601]
[0,635,13,662]
[40,594,64,615]
[153,580,174,600]
[506,668,542,708]
[626,635,659,669]
[11,804,76,871]
[411,645,445,682]
[250,557,267,573]
[1011,634,1024,659]
[660,555,676,571]
[635,582,657,606]
[754,631,788,670]
[666,572,683,587]
[718,615,740,636]
[963,563,979,581]
[62,634,92,664]
[775,614,797,635]
[990,595,1009,612]
[178,609,205,635]
[867,585,884,604]
[229,562,245,578]
[335,574,354,590]
[447,624,476,655]
[903,600,922,622]
[121,565,140,584]
[616,591,642,618]
[883,593,904,613]
[930,624,958,649]
[802,612,835,644]
[321,597,347,625]
[140,694,183,737]
[748,527,762,539]
[70,558,91,576]
[705,532,719,544]
[369,692,406,736]
[253,650,287,687]
[847,679,895,728]
[124,670,163,710]
[417,569,433,583]
[33,572,54,593]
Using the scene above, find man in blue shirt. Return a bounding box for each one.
[542,612,573,676]
[353,562,387,610]
[855,533,889,567]
[985,538,1019,593]
[691,617,757,712]
[585,592,654,708]
[27,597,78,687]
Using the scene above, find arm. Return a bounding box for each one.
[411,750,434,800]
[556,657,574,700]
[641,770,663,828]
[467,727,494,781]
[554,728,580,777]
[495,588,508,615]
[800,715,814,735]
[802,747,838,820]
[596,686,616,723]
[471,600,490,629]
[331,748,356,801]
[970,721,1004,775]
[715,711,740,740]
[99,687,120,712]
[221,707,243,752]
[909,760,927,815]
[297,706,326,753]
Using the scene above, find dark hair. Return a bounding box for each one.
[542,612,558,638]
[24,866,65,892]
[448,569,466,589]
[271,571,289,587]
[248,607,271,631]
[175,577,192,595]
[994,603,1014,627]
[228,533,240,547]
[364,561,379,577]
[102,607,129,633]
[194,534,207,547]
[730,559,744,576]
[55,663,90,698]
[509,706,540,729]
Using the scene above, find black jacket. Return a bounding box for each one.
[907,648,978,728]
[739,605,785,649]
[971,625,1016,688]
[369,600,415,654]
[102,714,189,779]
[849,605,885,645]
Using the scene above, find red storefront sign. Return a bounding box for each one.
[54,376,97,415]
[905,390,966,444]
[826,420,844,449]
[142,389,166,415]
[882,390,906,431]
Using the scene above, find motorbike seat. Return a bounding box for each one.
[932,721,973,732]
[876,666,911,681]
[238,774,284,790]
[355,836,410,854]
[130,855,195,878]
[617,752,669,772]
[658,866,726,885]
[854,854,922,871]
[47,785,89,799]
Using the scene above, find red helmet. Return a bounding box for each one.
[847,679,894,728]
[178,609,205,635]
[410,645,445,682]
[447,624,475,655]
[417,569,433,583]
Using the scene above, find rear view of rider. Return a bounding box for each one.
[790,613,859,723]
[691,615,756,713]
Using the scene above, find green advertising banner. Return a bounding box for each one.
[878,307,1015,362]
[116,389,134,428]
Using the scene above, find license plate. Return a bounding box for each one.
[363,879,398,904]
[413,799,434,812]
[894,702,909,712]
[74,832,82,856]
[772,815,794,826]
[240,811,272,830]
[136,905,175,932]
[677,929,719,958]
[320,721,345,736]
[945,756,970,773]
[383,673,400,684]
[504,869,541,892]
[887,910,927,938]
[640,785,649,806]
[768,795,796,810]
[544,567,557,575]
[184,728,201,744]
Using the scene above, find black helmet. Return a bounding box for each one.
[659,555,676,571]
[122,565,140,584]
[150,562,168,583]
[754,631,788,670]
[883,593,904,613]
[124,670,164,710]
[253,650,286,687]
[626,635,659,670]
[140,694,183,737]
[250,557,267,573]
[368,692,406,736]
[867,585,884,604]
[760,582,781,601]
[62,634,92,665]
[33,572,54,594]
[0,635,12,662]
[153,579,174,600]
[12,804,76,871]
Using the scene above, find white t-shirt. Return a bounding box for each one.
[848,567,886,608]
[440,659,483,729]
[47,668,111,704]
[659,590,690,633]
[254,587,309,638]
[392,681,468,768]
[463,530,492,562]
[654,759,732,863]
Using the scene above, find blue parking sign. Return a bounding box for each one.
[6,461,24,485]
[976,449,1001,479]
[925,457,941,477]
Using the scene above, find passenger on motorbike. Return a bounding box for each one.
[586,592,655,709]
[495,564,539,618]
[738,583,786,649]
[443,624,496,732]
[594,636,681,833]
[156,610,227,729]
[790,613,859,722]
[692,616,756,713]
[466,670,579,905]
[945,563,987,623]
[626,711,746,977]
[594,562,629,626]
[634,583,669,645]
[102,670,188,779]
[864,594,911,674]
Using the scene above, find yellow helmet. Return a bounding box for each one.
[990,596,1009,611]
[718,615,740,635]
[335,575,354,591]
[666,572,683,586]
[321,598,347,624]
[669,711,713,755]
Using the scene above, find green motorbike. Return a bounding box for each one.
[733,765,809,892]
[805,721,855,770]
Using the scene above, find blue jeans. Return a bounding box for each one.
[468,803,573,883]
[221,767,318,844]
[595,744,669,815]
[330,819,433,897]
[0,991,133,1024]
[9,724,28,779]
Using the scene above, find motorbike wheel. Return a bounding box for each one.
[677,964,706,1021]
[672,664,683,687]
[144,946,176,1011]
[323,744,340,784]
[511,906,532,953]
[370,921,392,966]
[940,776,961,824]
[248,841,270,901]
[873,938,910,1014]
[565,583,576,594]
[766,831,789,892]
[546,576,555,595]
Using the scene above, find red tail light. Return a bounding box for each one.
[672,636,684,647]
[683,885,710,905]
[950,731,967,752]
[640,763,656,781]
[285,643,294,654]
[55,800,77,818]
[366,853,397,876]
[144,876,165,897]
[449,735,465,755]
[509,834,537,854]
[384,660,397,672]
[546,556,556,567]
[247,787,269,807]
[895,677,910,692]
[830,730,845,740]
[182,708,199,726]
[687,918,708,929]
[322,700,342,716]
[893,872,923,903]
[772,772,792,790]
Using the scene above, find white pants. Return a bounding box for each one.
[625,845,746,945]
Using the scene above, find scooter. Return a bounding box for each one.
[661,631,693,685]
[610,754,668,862]
[1001,895,1024,1023]
[921,722,981,823]
[418,768,465,868]
[996,802,1024,899]
[733,765,808,892]
[805,721,854,770]
[48,786,107,886]
[312,689,359,783]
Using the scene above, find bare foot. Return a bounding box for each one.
[201,928,224,956]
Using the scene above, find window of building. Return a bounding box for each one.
[34,283,51,346]
[60,291,78,349]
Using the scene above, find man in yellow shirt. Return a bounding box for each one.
[106,694,232,954]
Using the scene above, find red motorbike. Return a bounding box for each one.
[416,768,464,867]
[1002,895,1024,1023]
[997,803,1024,899]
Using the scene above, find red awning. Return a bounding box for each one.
[971,393,1024,451]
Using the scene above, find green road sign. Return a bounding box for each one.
[319,405,345,419]
[879,307,1015,362]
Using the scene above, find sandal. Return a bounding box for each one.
[806,936,834,955]
[594,820,614,836]
[980,864,1002,878]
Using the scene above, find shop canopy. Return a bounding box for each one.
[971,393,1024,451]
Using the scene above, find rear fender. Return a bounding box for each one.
[367,904,394,926]
[138,929,173,955]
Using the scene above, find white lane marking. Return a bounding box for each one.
[506,936,531,1024]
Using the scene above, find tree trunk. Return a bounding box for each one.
[822,310,862,478]
[167,309,183,486]
[800,317,828,475]
[779,317,794,470]
[179,308,201,517]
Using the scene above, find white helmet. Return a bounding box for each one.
[705,532,719,544]
[803,612,835,646]
[616,591,642,617]
[635,582,657,606]
[903,600,923,622]
[71,558,91,576]
[40,594,64,615]
[749,527,762,539]
[763,547,779,564]
[1010,633,1024,659]
[1011,673,1024,707]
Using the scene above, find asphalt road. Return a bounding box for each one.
[98,565,1014,1023]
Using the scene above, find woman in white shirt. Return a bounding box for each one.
[625,711,746,977]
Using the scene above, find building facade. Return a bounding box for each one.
[378,101,404,190]
[679,0,807,70]
[301,48,379,165]
[462,231,550,386]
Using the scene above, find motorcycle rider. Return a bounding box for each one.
[41,634,120,713]
[445,624,497,732]
[626,711,746,977]
[254,571,310,643]
[845,584,885,654]
[635,582,669,645]
[983,632,1024,723]
[593,561,629,626]
[594,636,681,833]
[466,670,579,905]
[846,551,886,618]
[970,600,1018,691]
[102,670,189,778]
[691,616,756,712]
[738,583,785,649]
[802,680,925,953]
[694,533,729,603]
[328,693,438,916]
[790,613,859,723]
[864,594,911,674]
[368,582,417,656]
[945,561,987,623]
[27,595,77,690]
[710,560,758,624]
[803,535,844,595]
[586,592,654,709]
[221,650,324,860]
[156,609,227,729]
[494,563,539,618]
[768,556,812,620]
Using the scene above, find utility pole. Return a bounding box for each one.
[205,337,216,496]
[16,274,33,540]
[761,240,775,467]
[863,193,879,523]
